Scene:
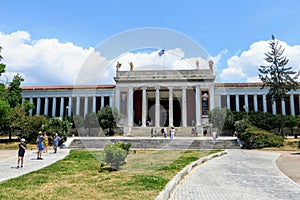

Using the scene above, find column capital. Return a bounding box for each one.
[141,86,147,90]
[154,85,160,90]
[168,86,174,90]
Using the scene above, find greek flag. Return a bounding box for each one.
[158,49,165,57]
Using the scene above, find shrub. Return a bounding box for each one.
[234,118,251,134]
[103,142,131,170]
[238,127,284,149]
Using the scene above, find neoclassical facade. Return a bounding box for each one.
[21,67,300,130]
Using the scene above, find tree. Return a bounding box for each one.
[84,112,99,135]
[258,35,299,135]
[97,106,120,136]
[209,107,227,134]
[6,74,24,108]
[258,35,298,102]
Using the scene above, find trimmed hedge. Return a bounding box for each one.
[238,127,284,149]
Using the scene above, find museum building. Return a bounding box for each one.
[21,62,300,131]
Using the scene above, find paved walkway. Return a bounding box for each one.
[0,148,70,183]
[171,150,300,200]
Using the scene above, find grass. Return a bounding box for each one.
[263,138,300,151]
[0,149,221,200]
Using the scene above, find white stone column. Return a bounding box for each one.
[128,87,134,127]
[245,94,249,112]
[155,86,160,127]
[68,97,72,116]
[195,86,201,126]
[92,96,96,113]
[109,96,113,107]
[218,95,222,108]
[44,97,49,115]
[115,87,120,110]
[181,86,187,127]
[84,96,88,116]
[281,99,286,116]
[254,95,258,111]
[226,95,230,109]
[60,97,64,118]
[29,98,33,116]
[52,97,57,117]
[76,96,80,115]
[290,94,295,116]
[263,95,267,113]
[36,97,41,115]
[209,85,215,111]
[101,96,105,108]
[142,87,147,127]
[272,102,276,115]
[168,87,174,127]
[235,95,240,112]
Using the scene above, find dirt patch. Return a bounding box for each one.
[0,150,17,160]
[276,151,300,185]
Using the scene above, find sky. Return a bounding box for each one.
[0,0,300,86]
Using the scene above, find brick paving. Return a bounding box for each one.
[171,150,300,200]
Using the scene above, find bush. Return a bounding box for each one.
[103,142,131,170]
[234,118,251,134]
[238,127,284,149]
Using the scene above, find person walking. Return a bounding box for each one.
[170,127,175,139]
[37,131,44,160]
[53,132,61,154]
[43,131,48,153]
[17,138,26,169]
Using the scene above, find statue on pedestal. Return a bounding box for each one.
[116,61,122,72]
[196,60,200,70]
[208,60,214,71]
[129,62,134,71]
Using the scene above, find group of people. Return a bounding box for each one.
[17,131,61,169]
[151,127,176,139]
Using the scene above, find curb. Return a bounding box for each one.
[155,150,228,200]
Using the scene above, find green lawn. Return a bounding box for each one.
[0,149,221,200]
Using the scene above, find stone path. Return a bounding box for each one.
[171,150,300,200]
[0,148,70,183]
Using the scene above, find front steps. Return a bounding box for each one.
[68,136,240,149]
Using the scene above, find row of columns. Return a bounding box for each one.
[25,96,112,118]
[221,94,299,116]
[117,85,211,128]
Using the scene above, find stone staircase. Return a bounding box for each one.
[68,136,240,149]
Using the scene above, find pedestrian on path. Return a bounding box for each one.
[53,132,61,154]
[43,131,48,153]
[37,131,44,160]
[212,131,217,145]
[170,127,175,139]
[17,138,26,169]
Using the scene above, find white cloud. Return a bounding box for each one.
[220,40,300,82]
[0,31,94,85]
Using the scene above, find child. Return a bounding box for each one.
[17,138,26,169]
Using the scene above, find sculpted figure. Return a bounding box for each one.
[129,62,134,71]
[209,60,214,70]
[116,61,122,72]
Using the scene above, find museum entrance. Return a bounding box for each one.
[146,98,181,127]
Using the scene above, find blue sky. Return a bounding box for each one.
[0,0,300,85]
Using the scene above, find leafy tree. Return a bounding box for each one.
[209,107,227,134]
[41,117,72,143]
[73,115,84,128]
[84,112,99,135]
[6,74,24,108]
[258,35,298,102]
[283,115,299,137]
[97,106,120,136]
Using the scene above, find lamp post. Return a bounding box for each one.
[65,106,69,118]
